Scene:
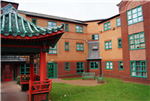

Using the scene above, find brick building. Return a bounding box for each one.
[1,0,150,84]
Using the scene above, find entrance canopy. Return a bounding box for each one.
[1,3,65,55]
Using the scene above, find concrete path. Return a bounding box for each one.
[1,81,28,101]
[52,78,106,86]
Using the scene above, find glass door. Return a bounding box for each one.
[3,64,13,81]
[47,63,55,79]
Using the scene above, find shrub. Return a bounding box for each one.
[16,75,21,85]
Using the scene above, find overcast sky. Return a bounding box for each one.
[9,0,122,21]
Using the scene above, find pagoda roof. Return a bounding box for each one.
[1,4,64,40]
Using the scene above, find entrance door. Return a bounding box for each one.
[47,63,55,78]
[3,64,13,81]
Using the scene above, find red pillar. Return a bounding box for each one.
[40,48,46,81]
[30,55,34,81]
[29,55,34,101]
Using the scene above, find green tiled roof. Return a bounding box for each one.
[1,4,64,38]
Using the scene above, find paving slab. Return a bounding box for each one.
[1,81,28,101]
[52,78,106,86]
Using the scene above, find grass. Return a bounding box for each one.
[50,77,150,101]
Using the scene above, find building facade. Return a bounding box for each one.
[1,0,150,84]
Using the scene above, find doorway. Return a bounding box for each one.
[47,63,55,78]
[3,64,13,81]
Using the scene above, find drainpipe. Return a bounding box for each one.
[100,59,102,76]
[87,60,89,72]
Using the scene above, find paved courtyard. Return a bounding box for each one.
[52,78,106,86]
[1,79,105,101]
[1,81,28,101]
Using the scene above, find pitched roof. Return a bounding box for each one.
[18,10,88,25]
[97,14,120,24]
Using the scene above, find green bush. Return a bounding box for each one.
[16,75,21,85]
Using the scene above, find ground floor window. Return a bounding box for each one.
[130,61,147,78]
[90,61,99,69]
[65,62,70,71]
[105,61,113,70]
[20,63,37,74]
[119,61,123,70]
[76,62,84,74]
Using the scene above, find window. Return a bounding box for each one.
[105,61,113,70]
[127,6,143,25]
[47,21,57,28]
[116,17,121,27]
[20,63,37,74]
[90,61,99,69]
[48,44,57,54]
[65,23,69,31]
[76,43,84,51]
[76,25,83,33]
[32,19,37,25]
[65,42,69,51]
[76,62,84,74]
[105,41,112,50]
[129,32,145,50]
[118,38,122,48]
[130,61,147,78]
[104,21,111,31]
[65,62,70,71]
[119,61,123,70]
[92,34,99,40]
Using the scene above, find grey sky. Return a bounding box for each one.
[9,0,122,21]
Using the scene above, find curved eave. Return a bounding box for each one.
[1,30,65,40]
[1,12,64,38]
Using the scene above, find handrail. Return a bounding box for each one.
[29,79,52,94]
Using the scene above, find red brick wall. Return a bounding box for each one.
[120,11,131,78]
[143,2,150,80]
[119,1,150,84]
[101,60,124,79]
[57,61,87,78]
[88,60,101,76]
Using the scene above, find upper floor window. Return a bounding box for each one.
[129,32,145,50]
[92,34,99,40]
[118,38,122,48]
[127,6,143,25]
[32,19,37,25]
[116,17,121,27]
[105,41,112,50]
[48,44,57,54]
[65,23,69,31]
[65,42,69,51]
[76,43,84,51]
[104,21,111,31]
[47,21,57,28]
[76,25,83,33]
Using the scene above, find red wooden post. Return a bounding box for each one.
[29,55,34,101]
[30,55,34,81]
[40,48,46,81]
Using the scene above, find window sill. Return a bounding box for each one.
[131,76,147,78]
[105,70,113,71]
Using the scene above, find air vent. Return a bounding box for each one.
[93,46,98,50]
